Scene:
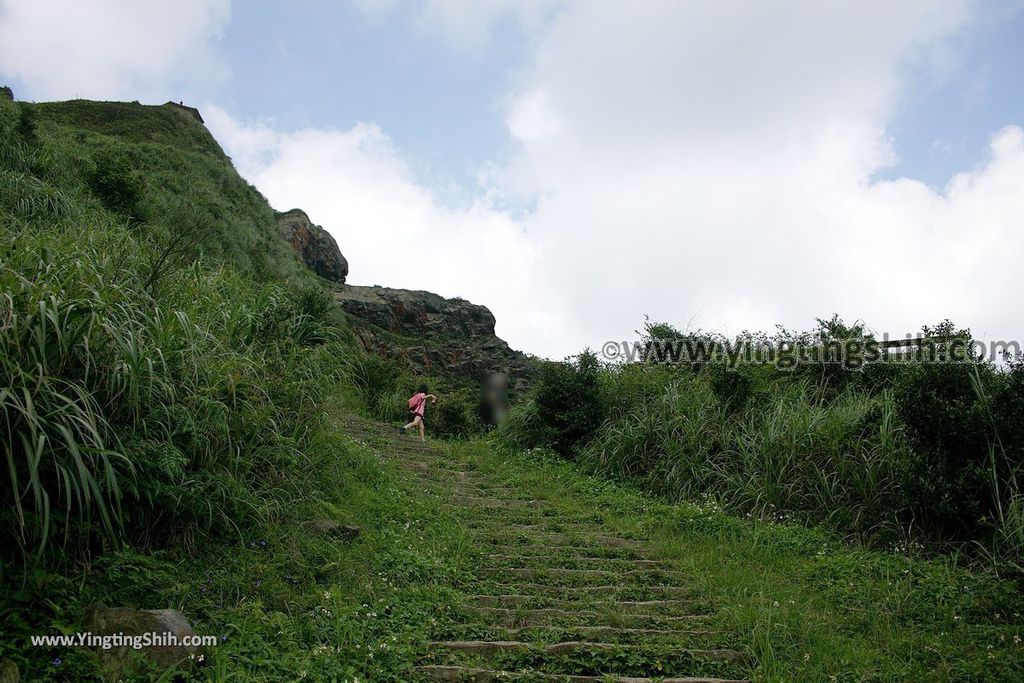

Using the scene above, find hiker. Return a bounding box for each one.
[400,384,437,442]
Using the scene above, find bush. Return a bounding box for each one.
[893,362,995,541]
[706,363,755,412]
[350,354,409,421]
[427,385,482,438]
[86,146,142,218]
[530,350,607,457]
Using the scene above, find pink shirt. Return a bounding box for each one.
[409,392,427,417]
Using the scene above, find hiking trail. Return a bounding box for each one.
[343,414,751,683]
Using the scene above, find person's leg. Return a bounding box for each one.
[416,416,425,441]
[401,412,417,432]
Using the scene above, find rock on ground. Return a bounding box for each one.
[83,604,203,680]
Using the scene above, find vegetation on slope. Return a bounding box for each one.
[0,95,467,678]
[0,95,360,564]
[497,318,1024,571]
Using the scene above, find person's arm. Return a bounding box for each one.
[427,394,438,403]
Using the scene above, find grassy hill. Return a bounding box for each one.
[2,95,1022,681]
[23,99,303,279]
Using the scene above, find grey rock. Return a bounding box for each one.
[335,285,537,392]
[278,209,348,283]
[335,285,496,338]
[83,604,202,680]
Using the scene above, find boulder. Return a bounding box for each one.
[277,209,348,283]
[83,604,203,679]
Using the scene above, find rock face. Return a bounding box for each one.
[277,209,348,283]
[335,285,536,391]
[84,604,203,679]
[337,285,497,338]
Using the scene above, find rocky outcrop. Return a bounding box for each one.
[335,285,536,391]
[277,209,348,283]
[84,604,203,679]
[336,285,497,338]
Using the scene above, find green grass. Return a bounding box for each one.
[451,439,1024,681]
[4,397,1022,680]
[499,343,1024,571]
[1,412,475,681]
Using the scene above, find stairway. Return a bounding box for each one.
[343,415,751,683]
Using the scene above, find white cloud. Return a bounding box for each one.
[209,1,1024,360]
[487,0,1024,356]
[0,0,230,101]
[348,0,558,52]
[204,106,562,351]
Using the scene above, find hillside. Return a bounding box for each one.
[2,92,1023,682]
[17,95,534,390]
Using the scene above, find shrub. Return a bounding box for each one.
[428,385,482,438]
[87,146,142,218]
[893,362,994,541]
[531,350,607,457]
[706,363,755,412]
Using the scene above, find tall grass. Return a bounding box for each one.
[498,318,1024,570]
[970,367,1024,573]
[0,95,361,563]
[572,372,910,544]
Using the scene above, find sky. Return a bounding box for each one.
[1,0,1023,360]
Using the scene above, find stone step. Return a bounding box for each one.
[481,526,640,544]
[477,583,695,599]
[453,496,543,509]
[500,625,716,640]
[479,567,686,584]
[419,665,748,683]
[461,606,707,627]
[441,487,522,497]
[482,554,664,569]
[466,595,698,613]
[479,544,645,559]
[429,640,745,661]
[402,463,472,480]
